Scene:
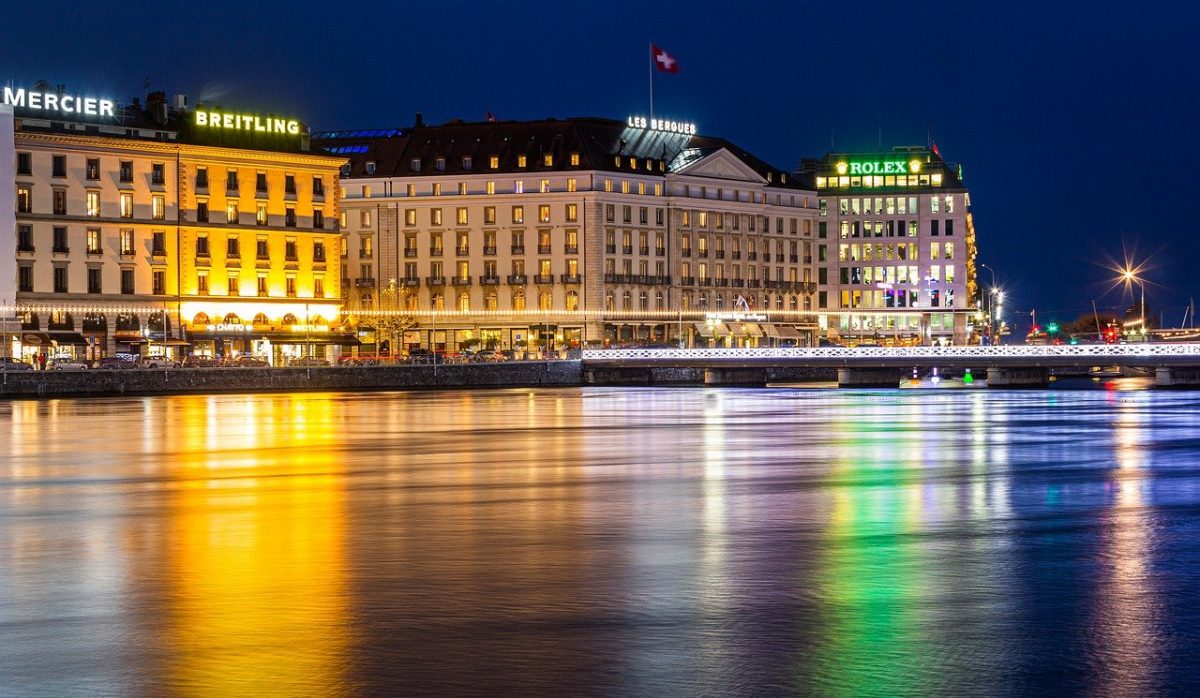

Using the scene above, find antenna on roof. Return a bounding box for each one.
[926,121,933,148]
[877,116,882,149]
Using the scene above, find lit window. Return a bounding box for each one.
[514,180,524,194]
[120,193,134,218]
[87,228,101,254]
[152,195,165,220]
[517,154,527,168]
[512,206,524,224]
[226,201,239,223]
[567,178,577,192]
[539,205,551,223]
[457,207,469,225]
[540,179,550,193]
[569,152,580,166]
[257,202,268,225]
[489,155,499,169]
[486,181,496,195]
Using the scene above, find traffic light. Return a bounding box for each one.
[1046,322,1059,334]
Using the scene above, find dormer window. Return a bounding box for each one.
[339,164,351,177]
[435,157,446,171]
[569,152,580,166]
[462,156,472,169]
[410,158,421,171]
[365,161,377,175]
[489,155,499,169]
[543,153,553,167]
[517,154,527,168]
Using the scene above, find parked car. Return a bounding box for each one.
[48,357,89,371]
[96,356,137,370]
[182,355,220,368]
[405,348,442,364]
[288,356,329,367]
[233,356,269,367]
[141,355,180,369]
[0,357,33,371]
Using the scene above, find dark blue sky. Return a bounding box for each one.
[5,1,1199,330]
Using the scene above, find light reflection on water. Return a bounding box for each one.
[2,387,1200,696]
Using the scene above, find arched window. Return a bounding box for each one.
[223,313,241,325]
[252,313,269,325]
[310,315,326,326]
[681,294,691,311]
[193,312,210,326]
[605,291,615,311]
[622,291,632,311]
[512,290,526,311]
[281,313,298,325]
[565,290,578,311]
[48,312,73,330]
[715,293,724,310]
[431,293,444,310]
[638,291,648,310]
[486,292,499,311]
[457,292,470,312]
[790,295,798,311]
[82,313,107,333]
[655,291,664,310]
[698,293,708,309]
[539,290,553,310]
[776,295,784,310]
[115,313,138,332]
[405,294,418,311]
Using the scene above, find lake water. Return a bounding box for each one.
[2,385,1199,696]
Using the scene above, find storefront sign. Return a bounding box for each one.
[836,160,920,175]
[206,323,253,332]
[704,312,767,323]
[288,325,329,333]
[3,86,115,118]
[626,116,697,135]
[195,109,300,135]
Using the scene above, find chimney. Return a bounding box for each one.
[147,90,167,125]
[415,112,424,128]
[172,94,188,112]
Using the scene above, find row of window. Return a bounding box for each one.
[193,167,326,197]
[195,199,322,228]
[839,242,956,262]
[193,235,327,263]
[839,265,958,285]
[840,288,957,309]
[16,153,166,184]
[16,186,167,219]
[17,224,166,256]
[817,173,945,189]
[838,219,956,238]
[836,195,957,216]
[400,152,583,173]
[17,265,165,295]
[192,273,328,299]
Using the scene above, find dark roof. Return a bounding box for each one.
[312,116,806,188]
[795,147,967,191]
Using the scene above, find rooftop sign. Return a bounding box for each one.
[627,115,697,135]
[195,109,300,135]
[835,159,921,176]
[3,86,115,118]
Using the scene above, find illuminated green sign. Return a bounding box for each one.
[836,159,922,176]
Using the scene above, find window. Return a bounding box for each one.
[152,231,166,256]
[19,266,33,292]
[17,224,33,252]
[517,154,527,168]
[257,274,268,296]
[431,208,442,226]
[285,239,298,261]
[17,152,32,175]
[121,269,134,294]
[52,155,66,177]
[489,155,499,169]
[118,160,133,182]
[228,276,240,295]
[196,235,210,257]
[82,158,99,180]
[360,210,372,228]
[227,201,239,224]
[152,270,165,295]
[512,206,524,224]
[152,163,165,185]
[945,219,954,236]
[313,176,325,196]
[433,182,442,196]
[53,189,66,215]
[314,277,324,297]
[539,205,551,223]
[930,220,939,236]
[313,241,326,262]
[226,169,239,192]
[16,186,31,213]
[88,268,102,294]
[87,228,101,254]
[118,229,134,256]
[119,193,133,218]
[457,207,469,225]
[152,195,165,220]
[53,267,68,293]
[284,174,296,195]
[285,207,296,227]
[285,276,296,297]
[514,180,524,194]
[567,178,577,193]
[405,208,417,226]
[53,226,68,253]
[484,206,496,225]
[458,182,467,195]
[566,204,577,222]
[255,172,268,194]
[197,200,209,223]
[195,167,208,188]
[314,210,325,229]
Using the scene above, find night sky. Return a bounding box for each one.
[4,1,1198,331]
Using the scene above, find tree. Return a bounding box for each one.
[1063,313,1118,342]
[343,285,418,354]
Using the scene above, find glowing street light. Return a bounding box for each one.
[1120,267,1146,338]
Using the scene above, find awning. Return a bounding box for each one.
[763,324,782,338]
[693,322,728,338]
[775,325,803,339]
[267,334,361,346]
[728,322,763,337]
[20,332,51,346]
[47,332,89,346]
[160,339,191,347]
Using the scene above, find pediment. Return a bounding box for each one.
[674,148,766,183]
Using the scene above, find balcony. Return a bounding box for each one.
[698,250,709,259]
[731,279,745,288]
[565,245,579,255]
[483,246,497,255]
[401,277,420,287]
[355,277,376,288]
[425,276,446,286]
[699,278,712,287]
[680,276,695,286]
[655,248,665,257]
[507,274,527,284]
[747,280,761,288]
[605,245,616,254]
[538,246,553,255]
[731,251,741,260]
[560,274,582,284]
[804,256,813,264]
[429,247,443,256]
[17,244,34,254]
[638,247,649,256]
[533,274,555,284]
[451,276,472,286]
[455,247,469,256]
[680,249,691,257]
[480,275,501,285]
[747,252,758,261]
[511,245,526,255]
[622,246,633,255]
[715,250,725,259]
[715,279,729,287]
[404,248,418,258]
[655,275,673,285]
[790,255,799,263]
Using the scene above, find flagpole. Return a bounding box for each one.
[648,42,654,120]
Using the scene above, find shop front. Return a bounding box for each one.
[185,313,358,366]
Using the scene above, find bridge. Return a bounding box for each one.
[581,344,1200,388]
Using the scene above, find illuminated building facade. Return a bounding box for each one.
[319,116,821,351]
[4,84,346,362]
[797,147,978,344]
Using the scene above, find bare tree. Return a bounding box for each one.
[343,285,418,354]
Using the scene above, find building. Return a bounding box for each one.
[797,147,979,344]
[2,82,347,364]
[317,115,822,353]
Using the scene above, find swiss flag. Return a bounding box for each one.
[651,44,679,74]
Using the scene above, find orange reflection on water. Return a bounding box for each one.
[163,394,349,696]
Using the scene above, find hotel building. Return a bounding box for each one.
[319,116,821,352]
[2,84,346,363]
[797,147,979,344]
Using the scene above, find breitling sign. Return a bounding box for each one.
[195,109,300,135]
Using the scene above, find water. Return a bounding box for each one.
[2,386,1200,696]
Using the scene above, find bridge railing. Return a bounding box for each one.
[582,344,1200,362]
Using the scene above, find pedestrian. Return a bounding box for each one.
[38,353,47,371]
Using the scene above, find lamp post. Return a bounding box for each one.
[1123,268,1146,341]
[980,263,997,344]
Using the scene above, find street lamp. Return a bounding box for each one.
[980,263,998,344]
[1122,268,1146,340]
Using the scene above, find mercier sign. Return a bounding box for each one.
[2,86,115,118]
